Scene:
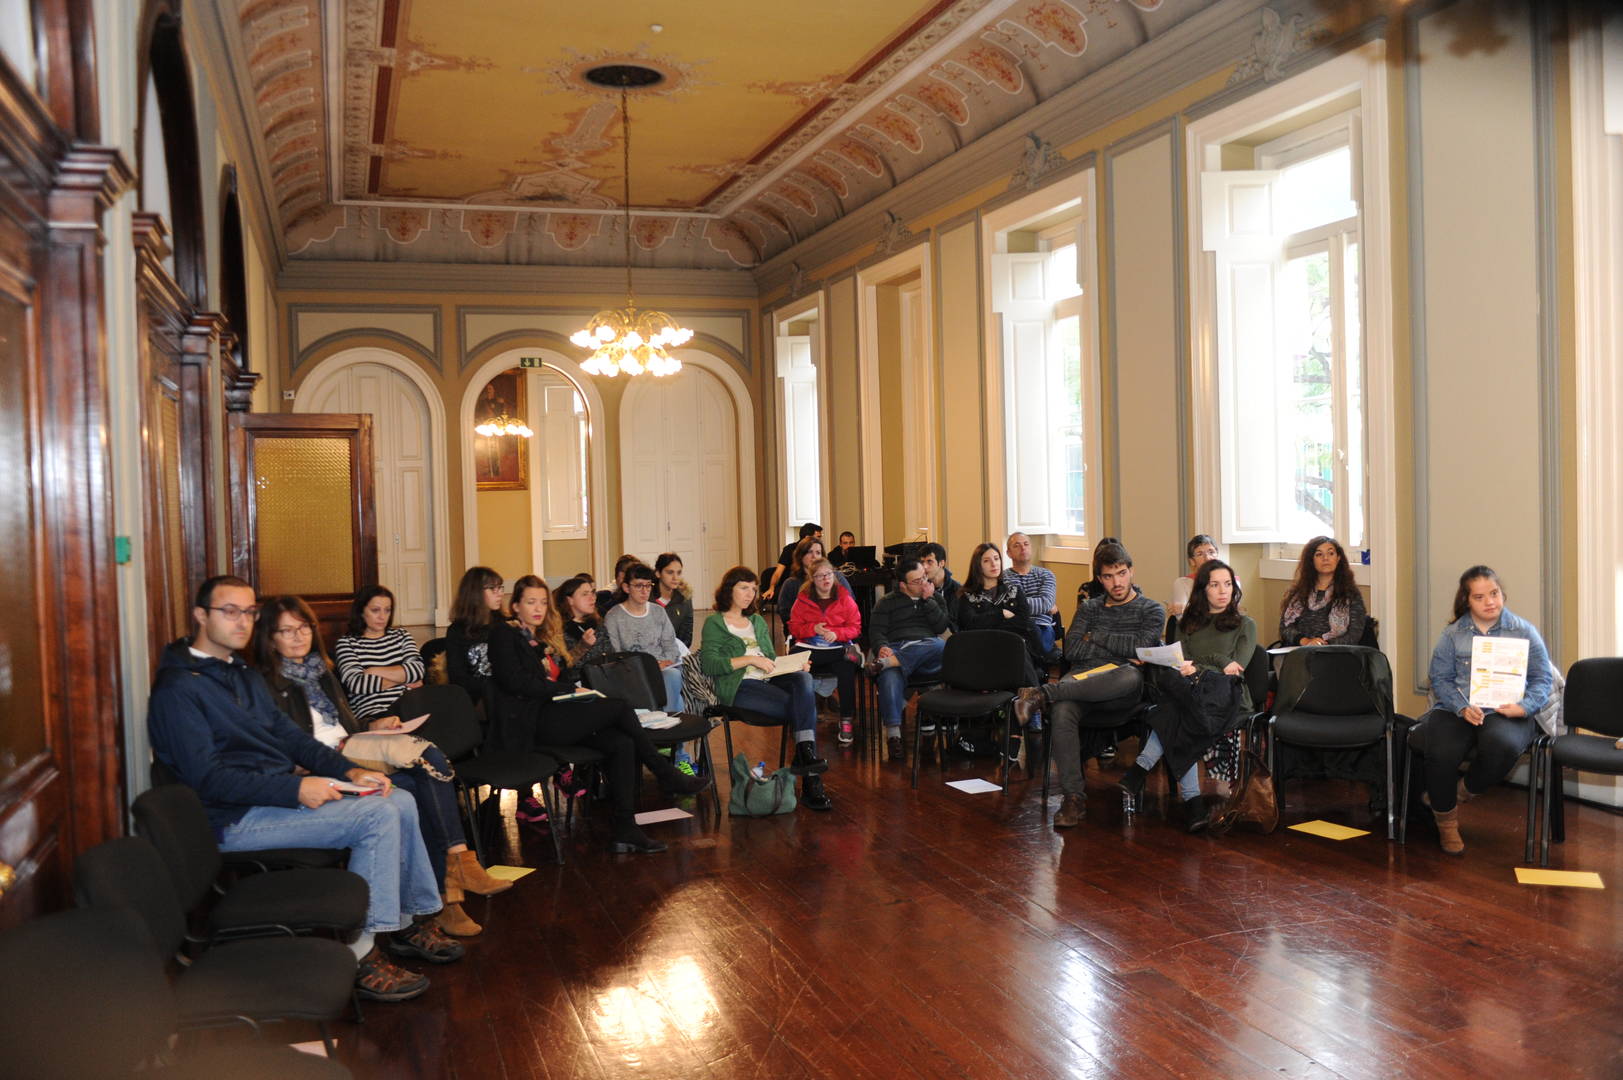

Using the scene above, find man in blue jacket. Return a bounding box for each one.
[148,575,457,1002]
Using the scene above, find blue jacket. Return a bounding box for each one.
[147,639,356,833]
[1427,608,1554,716]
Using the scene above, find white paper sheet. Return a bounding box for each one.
[1135,642,1186,668]
[945,778,1003,794]
[1469,636,1529,708]
[770,650,812,676]
[345,714,429,743]
[634,807,694,825]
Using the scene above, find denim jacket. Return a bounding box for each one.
[1427,607,1553,716]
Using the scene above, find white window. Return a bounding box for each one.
[992,215,1100,542]
[1201,113,1366,548]
[775,332,822,528]
[537,377,589,538]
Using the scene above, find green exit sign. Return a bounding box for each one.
[519,356,544,368]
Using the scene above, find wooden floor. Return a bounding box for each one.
[310,724,1622,1079]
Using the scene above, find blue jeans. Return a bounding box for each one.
[1136,731,1200,800]
[732,671,818,745]
[1033,618,1057,658]
[660,665,685,713]
[389,746,464,888]
[876,637,946,726]
[220,788,441,934]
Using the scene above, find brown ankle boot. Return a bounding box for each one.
[1432,808,1464,855]
[447,849,514,896]
[436,899,482,937]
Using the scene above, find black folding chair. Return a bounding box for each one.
[1536,657,1623,866]
[131,784,368,942]
[582,650,719,816]
[1267,645,1396,839]
[0,906,353,1079]
[149,759,344,872]
[1397,710,1542,861]
[912,630,1028,788]
[75,837,358,1053]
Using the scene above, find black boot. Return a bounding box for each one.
[789,740,828,776]
[1183,795,1211,834]
[609,820,668,855]
[648,752,709,795]
[801,773,833,811]
[1116,764,1149,799]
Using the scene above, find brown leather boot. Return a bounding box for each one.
[1054,793,1086,828]
[1432,808,1464,855]
[436,883,482,937]
[447,848,514,896]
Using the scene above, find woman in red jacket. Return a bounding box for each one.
[787,558,863,745]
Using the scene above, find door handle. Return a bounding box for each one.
[0,860,15,898]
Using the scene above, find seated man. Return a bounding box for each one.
[147,575,459,1004]
[833,530,858,564]
[1013,542,1165,828]
[918,542,960,626]
[866,558,951,763]
[1006,532,1060,659]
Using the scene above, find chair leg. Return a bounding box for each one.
[1523,740,1541,866]
[722,716,736,771]
[1398,743,1411,845]
[910,709,923,789]
[1550,758,1566,844]
[1383,726,1395,841]
[778,724,789,769]
[540,783,565,865]
[1540,745,1553,867]
[1041,722,1052,804]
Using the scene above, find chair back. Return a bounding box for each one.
[0,907,174,1079]
[394,683,482,760]
[1166,614,1179,645]
[582,651,665,710]
[150,757,179,786]
[130,783,222,909]
[1278,646,1381,717]
[1359,617,1380,649]
[73,837,188,957]
[1243,645,1271,712]
[941,630,1028,692]
[1563,657,1623,738]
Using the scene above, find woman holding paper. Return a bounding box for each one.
[700,566,832,810]
[1419,565,1554,855]
[488,576,707,854]
[252,595,510,938]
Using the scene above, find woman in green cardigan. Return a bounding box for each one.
[699,566,832,811]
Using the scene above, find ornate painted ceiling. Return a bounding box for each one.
[229,0,1215,270]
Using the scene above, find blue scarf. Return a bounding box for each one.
[280,653,342,730]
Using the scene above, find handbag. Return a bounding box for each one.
[582,651,664,710]
[342,732,452,781]
[1209,738,1277,835]
[726,752,797,817]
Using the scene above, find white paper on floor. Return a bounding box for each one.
[290,1041,331,1057]
[634,807,694,825]
[945,778,1003,794]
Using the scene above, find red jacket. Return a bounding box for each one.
[788,587,862,644]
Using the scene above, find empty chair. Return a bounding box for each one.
[912,629,1029,788]
[582,649,718,810]
[1267,645,1396,838]
[132,783,368,941]
[1537,657,1623,865]
[75,836,357,1052]
[0,906,351,1079]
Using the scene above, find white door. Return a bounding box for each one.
[621,365,738,606]
[304,361,435,625]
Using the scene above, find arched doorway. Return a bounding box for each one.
[621,363,740,604]
[298,349,446,626]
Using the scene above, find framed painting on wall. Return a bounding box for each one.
[474,369,529,491]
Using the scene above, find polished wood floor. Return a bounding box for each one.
[305,723,1621,1079]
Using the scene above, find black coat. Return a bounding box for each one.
[486,621,577,752]
[1144,666,1244,780]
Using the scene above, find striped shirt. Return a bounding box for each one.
[1008,566,1058,627]
[334,628,424,719]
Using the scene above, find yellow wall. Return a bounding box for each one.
[544,539,593,579]
[476,490,532,587]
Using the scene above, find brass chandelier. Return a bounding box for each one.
[571,82,692,377]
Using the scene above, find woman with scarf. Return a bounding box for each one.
[251,595,510,938]
[1278,536,1367,647]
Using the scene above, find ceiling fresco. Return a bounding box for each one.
[230,0,1216,269]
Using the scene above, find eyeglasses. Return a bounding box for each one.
[274,624,314,638]
[628,581,654,591]
[484,582,506,591]
[207,605,260,621]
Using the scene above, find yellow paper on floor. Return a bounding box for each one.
[484,865,536,882]
[1072,663,1119,681]
[1515,868,1604,889]
[1288,819,1370,841]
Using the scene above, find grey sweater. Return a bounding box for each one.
[870,590,950,648]
[603,603,681,663]
[1063,593,1167,668]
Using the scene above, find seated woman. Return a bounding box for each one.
[955,542,1042,688]
[1118,560,1256,833]
[604,563,686,712]
[1168,534,1219,617]
[444,566,507,706]
[775,535,852,626]
[1418,565,1553,855]
[335,586,424,721]
[786,557,862,746]
[557,573,614,666]
[253,596,510,938]
[653,552,694,648]
[597,553,640,617]
[1278,535,1367,647]
[488,575,706,854]
[701,566,832,810]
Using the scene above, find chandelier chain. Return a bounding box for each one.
[621,86,633,305]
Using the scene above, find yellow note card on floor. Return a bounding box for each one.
[1072,663,1119,681]
[485,865,536,882]
[1515,868,1604,889]
[1288,820,1370,841]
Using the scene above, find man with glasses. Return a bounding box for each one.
[147,575,459,1003]
[866,557,951,762]
[604,562,685,712]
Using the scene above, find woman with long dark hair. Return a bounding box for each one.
[1418,566,1554,855]
[653,553,694,647]
[786,557,862,746]
[1119,560,1256,832]
[557,573,614,666]
[444,566,507,705]
[334,585,424,720]
[488,576,706,854]
[955,542,1041,681]
[253,596,510,939]
[1278,535,1366,646]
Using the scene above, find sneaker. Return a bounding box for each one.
[386,920,465,965]
[555,768,587,799]
[887,734,904,763]
[838,719,855,745]
[675,757,697,778]
[355,947,430,1002]
[515,795,549,824]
